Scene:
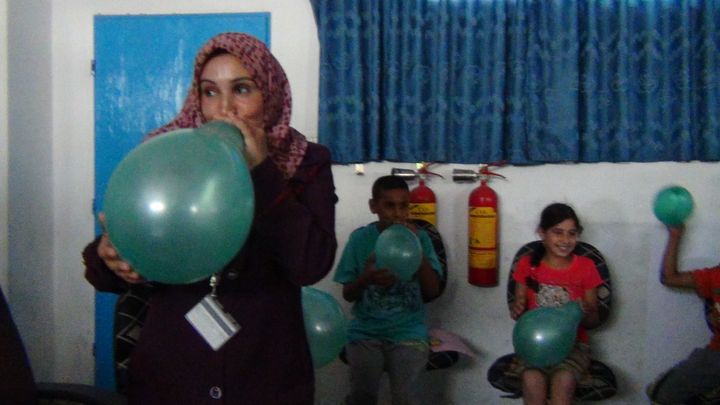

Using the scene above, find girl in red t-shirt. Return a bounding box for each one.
[510,203,603,405]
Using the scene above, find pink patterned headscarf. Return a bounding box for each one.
[148,32,307,178]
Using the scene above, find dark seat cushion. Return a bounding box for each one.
[696,385,720,405]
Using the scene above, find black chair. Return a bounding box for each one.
[0,287,126,405]
[698,300,720,403]
[646,299,720,405]
[486,241,617,401]
[696,383,720,405]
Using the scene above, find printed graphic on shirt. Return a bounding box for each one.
[536,284,571,308]
[364,282,423,315]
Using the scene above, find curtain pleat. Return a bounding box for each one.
[311,0,720,164]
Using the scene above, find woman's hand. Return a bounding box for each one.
[97,213,145,284]
[212,113,269,169]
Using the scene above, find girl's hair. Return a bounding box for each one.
[530,203,583,266]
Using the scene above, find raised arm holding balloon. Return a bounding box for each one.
[659,224,696,288]
[646,190,720,405]
[333,175,443,405]
[83,33,337,404]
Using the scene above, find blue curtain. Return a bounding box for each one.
[310,0,720,164]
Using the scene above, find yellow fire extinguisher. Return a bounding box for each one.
[408,163,442,226]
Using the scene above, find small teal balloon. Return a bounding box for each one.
[653,186,694,226]
[103,121,254,284]
[512,302,583,368]
[301,287,348,368]
[375,224,422,281]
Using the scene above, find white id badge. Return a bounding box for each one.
[185,295,241,351]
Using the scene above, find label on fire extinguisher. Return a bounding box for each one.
[409,203,437,226]
[468,206,497,249]
[470,250,497,268]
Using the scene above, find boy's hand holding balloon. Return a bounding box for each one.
[360,254,397,288]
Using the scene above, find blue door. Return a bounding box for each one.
[94,13,269,390]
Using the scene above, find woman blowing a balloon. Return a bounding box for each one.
[510,203,602,405]
[83,33,337,404]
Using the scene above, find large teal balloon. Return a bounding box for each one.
[301,287,348,368]
[374,224,422,281]
[512,302,583,368]
[653,186,694,226]
[103,121,254,284]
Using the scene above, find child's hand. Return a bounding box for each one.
[578,296,600,329]
[510,299,526,320]
[579,299,600,314]
[400,220,418,234]
[710,303,720,332]
[386,220,418,234]
[360,254,397,287]
[365,269,397,287]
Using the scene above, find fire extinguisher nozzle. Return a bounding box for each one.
[452,169,478,182]
[391,168,418,179]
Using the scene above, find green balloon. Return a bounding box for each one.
[512,302,583,368]
[653,186,694,226]
[301,287,347,368]
[104,121,254,284]
[375,224,422,281]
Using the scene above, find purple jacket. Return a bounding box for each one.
[84,142,337,404]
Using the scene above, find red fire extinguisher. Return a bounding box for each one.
[409,163,442,226]
[466,163,505,287]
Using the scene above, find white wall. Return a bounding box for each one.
[6,0,720,404]
[0,0,8,291]
[7,0,56,381]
